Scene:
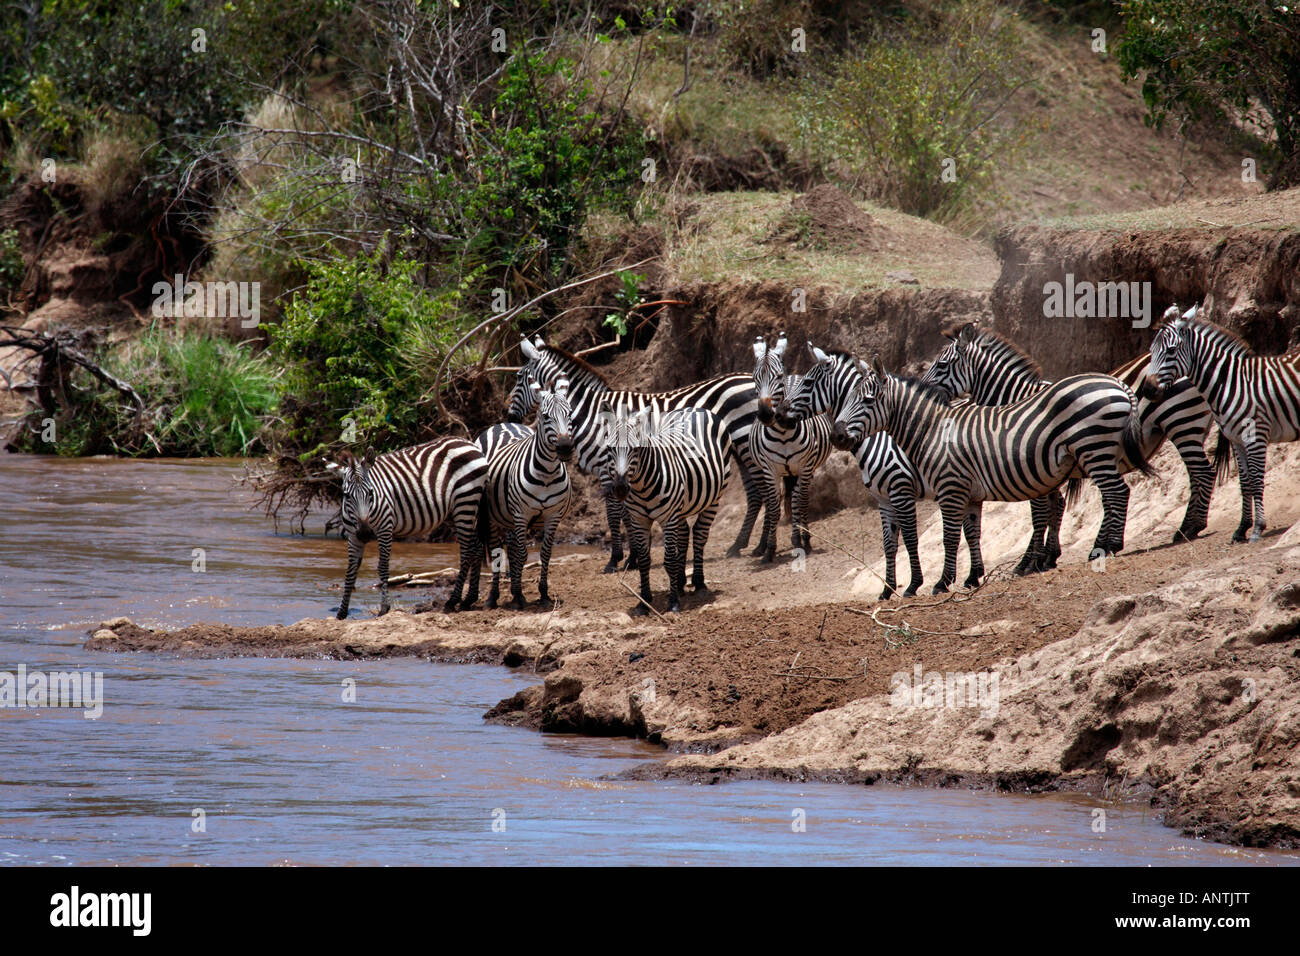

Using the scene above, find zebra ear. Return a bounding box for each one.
[1182,303,1198,322]
[363,446,377,466]
[773,333,787,358]
[871,354,886,378]
[534,335,546,347]
[554,377,569,399]
[810,343,830,364]
[520,338,539,361]
[955,323,977,344]
[753,336,766,361]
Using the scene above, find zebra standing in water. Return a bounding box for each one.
[749,333,832,561]
[601,404,731,615]
[778,344,972,599]
[923,316,1219,545]
[481,380,575,609]
[833,356,1153,593]
[327,439,488,619]
[507,337,774,569]
[1148,304,1300,543]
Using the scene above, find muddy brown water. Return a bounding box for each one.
[2,454,1297,865]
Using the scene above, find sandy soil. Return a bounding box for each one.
[87,440,1300,848]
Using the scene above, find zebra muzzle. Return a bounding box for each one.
[830,421,854,450]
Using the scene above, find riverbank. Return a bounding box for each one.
[86,442,1300,850]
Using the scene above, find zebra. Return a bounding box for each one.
[326,439,488,620]
[506,337,774,569]
[600,404,732,615]
[481,379,575,609]
[749,332,832,561]
[1148,303,1300,543]
[475,421,532,461]
[922,316,1220,545]
[833,355,1153,593]
[776,344,974,598]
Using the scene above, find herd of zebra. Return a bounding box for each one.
[326,302,1300,620]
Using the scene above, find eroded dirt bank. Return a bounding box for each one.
[86,443,1300,848]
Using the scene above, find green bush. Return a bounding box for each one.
[21,328,280,457]
[268,251,476,457]
[796,0,1031,218]
[0,227,22,290]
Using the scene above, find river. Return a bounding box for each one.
[1,454,1295,865]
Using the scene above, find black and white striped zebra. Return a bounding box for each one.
[833,356,1153,593]
[327,439,488,619]
[749,333,832,561]
[777,344,974,598]
[507,337,773,568]
[600,404,732,615]
[923,315,1219,544]
[1148,304,1300,543]
[475,421,532,461]
[481,380,575,609]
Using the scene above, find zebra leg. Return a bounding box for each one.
[794,473,813,554]
[486,533,504,609]
[664,516,687,613]
[1044,489,1065,569]
[627,513,655,616]
[1246,438,1267,543]
[691,504,720,592]
[1230,442,1254,542]
[728,457,766,556]
[1086,470,1131,556]
[445,513,478,612]
[506,523,528,610]
[754,464,781,562]
[602,485,625,574]
[1014,497,1048,576]
[337,535,364,620]
[376,530,393,616]
[961,503,985,589]
[933,498,966,594]
[1172,435,1214,542]
[891,490,924,598]
[537,515,560,607]
[878,505,898,601]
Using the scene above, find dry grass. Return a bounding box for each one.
[1040,184,1300,233]
[608,190,999,292]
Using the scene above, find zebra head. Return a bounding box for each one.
[831,357,887,451]
[751,332,788,425]
[535,377,575,462]
[1148,304,1198,390]
[920,323,979,399]
[599,402,650,502]
[506,336,549,423]
[778,342,839,421]
[330,447,380,541]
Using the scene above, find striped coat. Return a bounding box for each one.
[327,438,488,619]
[602,405,732,615]
[1149,304,1300,542]
[481,381,575,609]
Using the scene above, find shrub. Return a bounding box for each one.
[796,0,1032,218]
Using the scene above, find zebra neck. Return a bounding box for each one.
[971,378,1042,405]
[1191,346,1246,421]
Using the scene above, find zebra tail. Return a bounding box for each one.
[1063,477,1085,510]
[1122,406,1158,478]
[1211,427,1234,486]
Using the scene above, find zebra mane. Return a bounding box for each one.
[1186,317,1253,356]
[889,372,954,406]
[967,327,1044,381]
[538,344,612,387]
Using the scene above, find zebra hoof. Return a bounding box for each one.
[335,609,349,621]
[903,585,920,598]
[601,561,620,574]
[1250,530,1264,543]
[878,587,895,601]
[535,597,555,609]
[629,603,649,618]
[963,575,982,589]
[442,600,460,613]
[459,600,479,612]
[486,598,499,610]
[507,597,526,611]
[931,583,949,595]
[377,605,391,617]
[1013,562,1035,577]
[692,575,706,591]
[725,545,743,558]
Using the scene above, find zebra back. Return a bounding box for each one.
[475,422,533,462]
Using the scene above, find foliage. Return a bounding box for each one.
[17,327,280,457]
[602,269,646,335]
[0,227,22,290]
[793,0,1032,218]
[1115,0,1299,188]
[267,250,477,457]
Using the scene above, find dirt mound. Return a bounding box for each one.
[769,184,891,253]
